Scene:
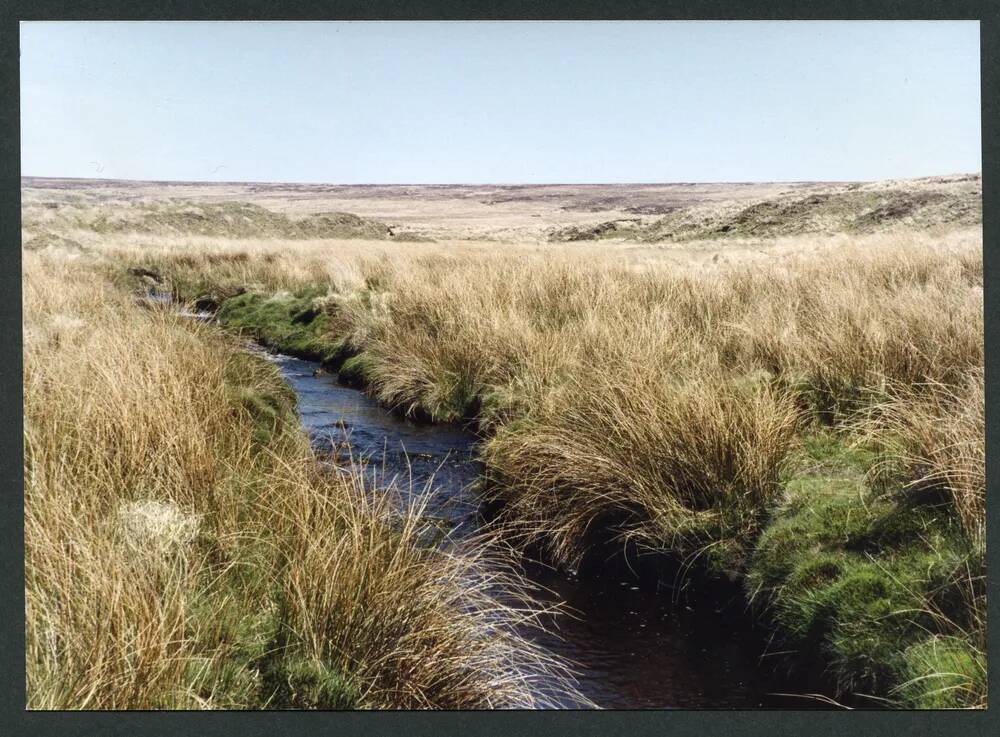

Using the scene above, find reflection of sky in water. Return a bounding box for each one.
[258,350,482,537]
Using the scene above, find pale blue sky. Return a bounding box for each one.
[20,21,981,184]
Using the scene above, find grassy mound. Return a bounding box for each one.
[215,288,350,367]
[22,230,86,253]
[747,433,985,707]
[27,200,394,240]
[483,372,799,576]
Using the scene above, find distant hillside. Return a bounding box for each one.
[549,174,981,243]
[22,173,981,242]
[22,200,395,240]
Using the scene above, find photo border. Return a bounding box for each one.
[1,3,996,736]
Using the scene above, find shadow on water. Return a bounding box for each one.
[254,348,849,710]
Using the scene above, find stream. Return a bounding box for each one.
[255,348,842,710]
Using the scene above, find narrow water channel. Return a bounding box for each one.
[256,348,843,710]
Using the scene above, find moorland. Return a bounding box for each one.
[22,173,985,709]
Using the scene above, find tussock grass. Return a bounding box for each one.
[112,229,983,560]
[273,477,576,709]
[24,250,574,709]
[482,371,799,575]
[317,233,983,707]
[313,236,982,565]
[861,372,985,552]
[25,193,985,709]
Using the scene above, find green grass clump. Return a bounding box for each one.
[785,372,888,426]
[896,636,986,709]
[336,352,377,388]
[216,290,350,367]
[181,564,280,708]
[792,430,880,479]
[748,432,984,705]
[259,652,361,709]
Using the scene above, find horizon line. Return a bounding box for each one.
[19,171,981,188]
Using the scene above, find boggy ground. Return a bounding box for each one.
[22,174,986,709]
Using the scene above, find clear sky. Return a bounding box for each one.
[20,21,981,184]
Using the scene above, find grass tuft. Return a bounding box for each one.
[24,251,576,709]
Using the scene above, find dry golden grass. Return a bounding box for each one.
[23,249,577,710]
[862,371,986,553]
[307,233,983,570]
[482,372,800,571]
[73,226,983,566]
[22,179,985,708]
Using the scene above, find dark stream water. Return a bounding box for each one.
[254,348,842,710]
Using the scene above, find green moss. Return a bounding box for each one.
[182,590,276,706]
[797,431,879,471]
[237,387,284,445]
[216,290,350,368]
[748,431,981,703]
[820,561,925,693]
[337,352,377,387]
[177,527,286,708]
[784,553,846,598]
[176,464,363,709]
[773,578,839,643]
[184,592,361,709]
